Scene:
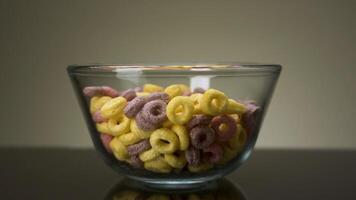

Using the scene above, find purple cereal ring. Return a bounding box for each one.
[185,146,201,165]
[135,111,158,131]
[120,88,137,101]
[241,102,260,135]
[211,115,237,142]
[203,143,223,164]
[100,134,113,153]
[146,92,169,103]
[189,126,216,149]
[127,139,151,156]
[127,155,143,168]
[124,96,146,118]
[193,87,205,94]
[101,86,120,97]
[134,86,143,92]
[182,90,192,96]
[187,114,212,130]
[92,111,106,123]
[141,100,167,125]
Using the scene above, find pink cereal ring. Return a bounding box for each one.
[124,96,146,118]
[92,111,107,123]
[127,139,151,156]
[211,115,237,142]
[101,86,120,97]
[100,134,113,153]
[83,86,102,97]
[189,126,216,149]
[120,88,137,101]
[203,143,223,164]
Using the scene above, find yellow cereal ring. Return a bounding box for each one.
[143,84,163,93]
[225,99,247,114]
[162,119,174,128]
[96,122,110,133]
[136,92,150,97]
[144,157,172,173]
[113,190,140,200]
[200,89,228,115]
[100,96,127,118]
[171,125,189,151]
[150,128,179,154]
[166,96,194,125]
[139,148,161,162]
[118,132,142,146]
[147,194,170,200]
[164,84,186,99]
[110,137,129,161]
[164,151,187,169]
[130,119,152,139]
[189,93,203,114]
[218,126,247,164]
[107,115,131,136]
[230,114,240,123]
[187,163,213,173]
[90,96,111,114]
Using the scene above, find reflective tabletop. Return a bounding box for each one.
[1,148,355,199]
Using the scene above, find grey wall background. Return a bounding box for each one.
[1,0,355,149]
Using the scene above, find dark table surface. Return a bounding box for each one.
[1,148,355,200]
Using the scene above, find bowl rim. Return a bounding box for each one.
[67,62,282,76]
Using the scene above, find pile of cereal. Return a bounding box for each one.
[83,84,259,173]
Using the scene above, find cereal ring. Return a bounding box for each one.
[107,115,131,136]
[127,155,143,168]
[141,100,167,125]
[241,102,260,135]
[139,148,160,162]
[134,86,143,92]
[118,132,142,146]
[100,133,113,153]
[144,157,172,173]
[92,111,106,123]
[182,90,192,96]
[211,115,237,142]
[189,93,203,114]
[135,111,158,131]
[83,86,102,97]
[120,88,137,101]
[130,119,152,139]
[110,137,129,161]
[164,84,186,99]
[96,122,110,133]
[193,87,205,94]
[225,99,247,114]
[171,125,189,151]
[228,124,246,150]
[185,146,201,165]
[127,139,151,156]
[100,96,127,118]
[189,126,215,149]
[200,89,228,115]
[162,119,173,128]
[187,163,213,173]
[143,84,164,93]
[230,114,240,123]
[150,128,179,154]
[146,92,169,103]
[202,143,223,164]
[166,96,194,125]
[124,96,146,118]
[164,151,187,169]
[90,96,111,114]
[101,86,120,97]
[187,114,212,130]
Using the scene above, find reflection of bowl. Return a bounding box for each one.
[104,178,247,200]
[68,63,281,186]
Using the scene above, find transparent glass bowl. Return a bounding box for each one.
[67,63,281,187]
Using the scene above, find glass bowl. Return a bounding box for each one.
[67,63,281,187]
